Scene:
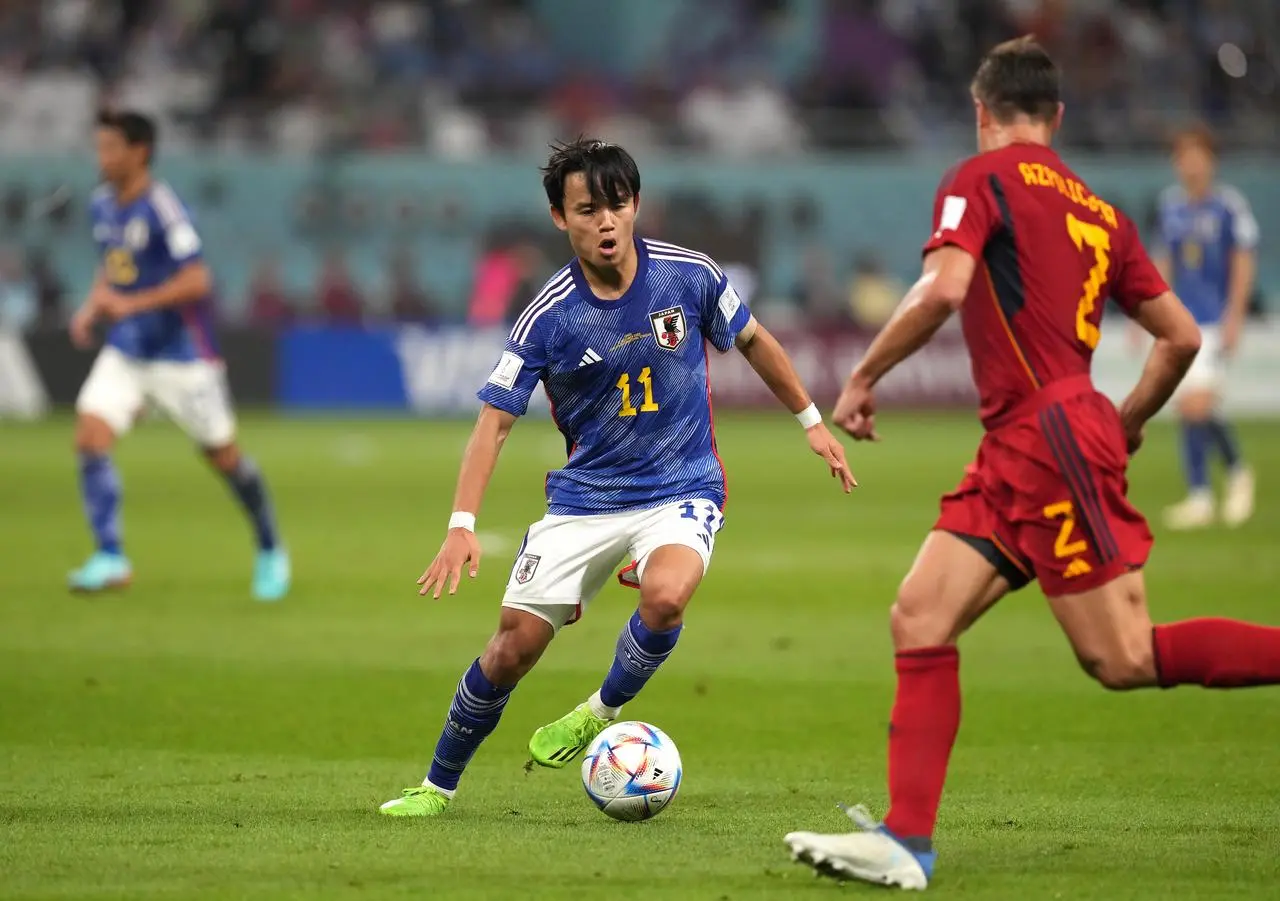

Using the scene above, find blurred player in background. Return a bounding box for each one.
[380,139,853,818]
[1152,125,1258,529]
[783,38,1280,890]
[68,111,290,601]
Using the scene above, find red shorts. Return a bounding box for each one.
[935,378,1153,597]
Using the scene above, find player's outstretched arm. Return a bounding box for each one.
[1118,291,1201,453]
[735,316,855,492]
[417,403,518,599]
[1223,247,1256,355]
[69,269,108,349]
[100,262,212,321]
[833,247,974,441]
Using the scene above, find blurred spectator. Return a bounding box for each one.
[316,249,363,325]
[848,251,904,329]
[0,246,37,332]
[28,249,67,330]
[246,255,296,329]
[381,248,439,324]
[0,0,1272,155]
[467,234,545,329]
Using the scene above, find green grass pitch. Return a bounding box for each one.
[2,412,1278,900]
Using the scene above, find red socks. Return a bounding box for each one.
[1153,618,1280,688]
[884,645,960,841]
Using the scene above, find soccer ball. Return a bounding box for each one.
[581,721,682,822]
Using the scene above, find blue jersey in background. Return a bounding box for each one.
[1155,184,1258,326]
[90,181,218,361]
[478,237,752,515]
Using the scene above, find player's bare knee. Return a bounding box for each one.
[1179,391,1214,422]
[75,415,115,455]
[891,580,960,649]
[204,443,241,473]
[481,610,554,684]
[480,631,542,685]
[638,583,690,631]
[1082,643,1157,691]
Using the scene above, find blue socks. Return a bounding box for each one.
[1180,421,1211,493]
[1205,418,1243,470]
[598,612,683,710]
[1182,418,1246,493]
[222,456,279,551]
[426,659,515,792]
[78,453,122,554]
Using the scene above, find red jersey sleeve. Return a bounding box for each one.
[1111,213,1169,314]
[922,159,1001,260]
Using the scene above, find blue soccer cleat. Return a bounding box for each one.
[252,547,291,602]
[68,551,133,593]
[784,804,934,890]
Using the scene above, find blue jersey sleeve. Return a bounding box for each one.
[476,315,551,416]
[150,182,204,265]
[1221,186,1259,252]
[700,271,752,353]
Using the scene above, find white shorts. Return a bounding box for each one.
[1178,325,1225,394]
[502,497,725,632]
[76,346,237,447]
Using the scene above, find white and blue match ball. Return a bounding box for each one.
[581,721,683,822]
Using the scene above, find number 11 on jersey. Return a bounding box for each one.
[617,367,659,417]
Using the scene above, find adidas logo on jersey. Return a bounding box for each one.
[578,348,602,368]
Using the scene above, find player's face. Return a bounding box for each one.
[95,127,143,183]
[1174,143,1214,193]
[552,172,638,270]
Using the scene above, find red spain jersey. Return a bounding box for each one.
[923,143,1168,429]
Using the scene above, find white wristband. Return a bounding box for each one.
[795,403,822,430]
[448,512,476,532]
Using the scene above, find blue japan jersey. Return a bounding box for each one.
[478,238,752,515]
[91,181,218,361]
[1156,184,1258,326]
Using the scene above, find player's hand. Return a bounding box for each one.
[832,376,880,442]
[69,306,97,349]
[95,290,132,323]
[417,528,482,599]
[1124,422,1145,456]
[805,422,856,492]
[1221,320,1242,357]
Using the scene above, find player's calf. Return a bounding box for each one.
[69,413,130,591]
[530,546,701,770]
[204,442,289,600]
[381,609,554,815]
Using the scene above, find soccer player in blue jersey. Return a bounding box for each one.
[380,138,854,817]
[67,110,290,600]
[1153,124,1258,529]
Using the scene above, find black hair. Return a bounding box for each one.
[971,36,1060,124]
[540,138,640,212]
[96,109,158,163]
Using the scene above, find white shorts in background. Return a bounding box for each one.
[76,346,237,447]
[1178,324,1225,394]
[502,497,725,632]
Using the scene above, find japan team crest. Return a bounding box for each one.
[649,305,686,351]
[514,553,541,585]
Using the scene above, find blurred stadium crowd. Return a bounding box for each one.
[0,0,1275,330]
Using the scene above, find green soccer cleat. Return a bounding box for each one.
[378,785,451,818]
[528,702,612,769]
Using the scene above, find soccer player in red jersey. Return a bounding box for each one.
[782,36,1280,890]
